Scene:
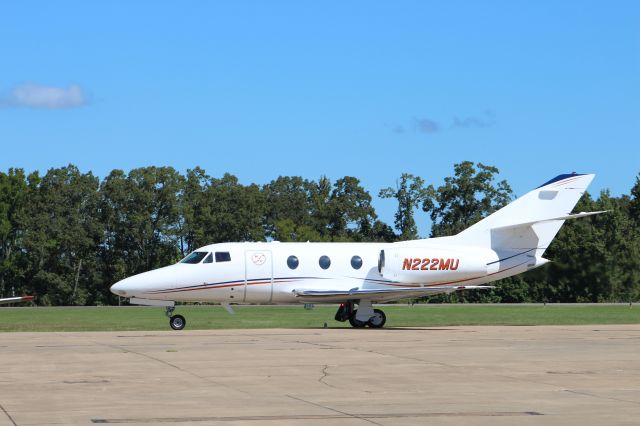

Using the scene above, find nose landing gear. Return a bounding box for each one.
[165,306,186,330]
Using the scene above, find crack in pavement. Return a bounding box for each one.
[286,394,384,426]
[101,344,248,395]
[563,389,640,406]
[291,337,640,409]
[288,337,457,368]
[333,344,640,409]
[347,346,456,368]
[488,372,640,407]
[91,411,544,423]
[291,340,341,349]
[318,364,336,389]
[0,402,17,426]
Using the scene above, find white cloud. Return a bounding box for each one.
[1,83,88,109]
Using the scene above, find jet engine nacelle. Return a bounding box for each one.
[378,246,496,284]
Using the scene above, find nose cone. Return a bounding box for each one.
[110,265,179,297]
[110,278,133,297]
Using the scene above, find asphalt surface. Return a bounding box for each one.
[1,325,639,425]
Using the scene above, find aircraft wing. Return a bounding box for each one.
[0,296,34,305]
[292,286,492,302]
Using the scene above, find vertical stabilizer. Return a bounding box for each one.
[454,173,595,257]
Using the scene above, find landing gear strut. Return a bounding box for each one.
[165,306,186,330]
[335,301,355,322]
[334,301,387,328]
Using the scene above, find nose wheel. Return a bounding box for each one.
[165,306,186,330]
[169,314,186,330]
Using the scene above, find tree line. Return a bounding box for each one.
[0,161,638,305]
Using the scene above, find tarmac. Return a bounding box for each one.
[1,325,639,425]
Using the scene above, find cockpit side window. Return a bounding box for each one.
[203,253,213,264]
[215,252,231,262]
[181,251,208,264]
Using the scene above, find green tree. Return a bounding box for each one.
[307,176,334,239]
[379,173,432,240]
[264,175,384,242]
[22,165,102,305]
[183,173,265,246]
[326,176,378,241]
[2,162,637,306]
[0,169,28,299]
[425,161,512,237]
[540,190,640,302]
[629,174,640,228]
[263,176,317,242]
[180,167,212,254]
[419,162,512,302]
[99,167,184,299]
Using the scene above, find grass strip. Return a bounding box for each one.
[1,304,639,332]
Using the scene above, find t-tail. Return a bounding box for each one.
[453,173,603,266]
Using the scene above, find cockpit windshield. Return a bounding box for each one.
[180,251,208,264]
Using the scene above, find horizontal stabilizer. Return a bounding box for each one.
[492,210,607,231]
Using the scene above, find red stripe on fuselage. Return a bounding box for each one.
[148,279,296,294]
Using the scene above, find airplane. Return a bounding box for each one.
[110,173,603,330]
[0,296,34,305]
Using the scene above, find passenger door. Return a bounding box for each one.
[244,250,273,303]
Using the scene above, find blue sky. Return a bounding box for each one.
[1,1,638,235]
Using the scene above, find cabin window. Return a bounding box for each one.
[215,252,231,262]
[181,251,208,264]
[319,255,331,270]
[351,255,363,270]
[287,255,299,269]
[203,253,213,264]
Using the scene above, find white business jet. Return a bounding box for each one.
[111,173,602,330]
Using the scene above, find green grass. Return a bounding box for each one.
[1,304,640,332]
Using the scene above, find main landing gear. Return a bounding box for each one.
[334,300,386,328]
[165,306,186,330]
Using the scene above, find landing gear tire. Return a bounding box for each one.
[348,310,367,328]
[169,314,186,330]
[367,309,386,328]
